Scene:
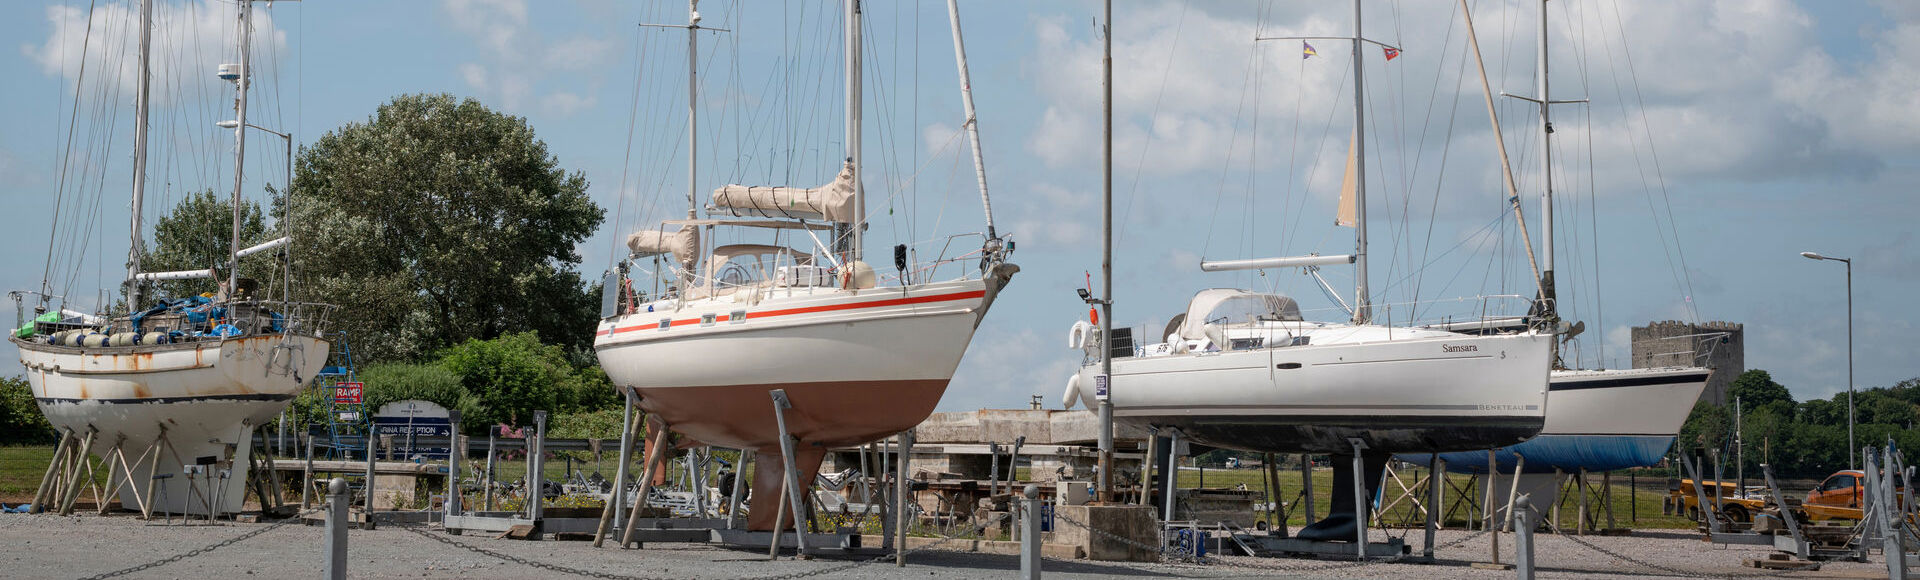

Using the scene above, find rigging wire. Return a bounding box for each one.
[1115,0,1190,241]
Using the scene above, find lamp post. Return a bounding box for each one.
[1801,251,1853,469]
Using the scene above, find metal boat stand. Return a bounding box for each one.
[708,389,879,558]
[1229,439,1408,560]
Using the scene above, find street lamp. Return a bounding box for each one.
[1801,251,1853,469]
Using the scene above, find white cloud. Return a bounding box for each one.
[25,1,287,107]
[439,0,607,117]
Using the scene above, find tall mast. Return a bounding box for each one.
[686,1,700,220]
[1535,0,1556,318]
[1349,0,1371,324]
[227,0,253,296]
[944,0,996,242]
[127,0,153,310]
[1094,0,1115,503]
[844,0,865,261]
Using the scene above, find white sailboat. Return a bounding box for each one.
[593,0,1016,532]
[1401,0,1711,476]
[1062,0,1552,541]
[13,0,330,518]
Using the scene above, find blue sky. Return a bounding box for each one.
[2,0,1914,412]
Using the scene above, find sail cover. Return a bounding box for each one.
[627,225,701,269]
[710,161,857,223]
[1178,289,1303,340]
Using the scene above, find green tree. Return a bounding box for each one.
[438,331,618,428]
[289,93,603,362]
[137,190,272,302]
[1798,398,1846,426]
[1727,369,1794,411]
[0,376,55,444]
[359,362,481,426]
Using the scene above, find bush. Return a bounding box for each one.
[360,362,481,424]
[0,376,55,444]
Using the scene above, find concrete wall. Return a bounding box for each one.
[1631,320,1745,406]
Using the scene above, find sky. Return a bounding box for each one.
[1,0,1914,413]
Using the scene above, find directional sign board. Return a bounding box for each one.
[333,381,364,404]
[372,399,453,459]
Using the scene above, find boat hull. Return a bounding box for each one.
[1401,366,1712,473]
[1078,331,1553,454]
[595,275,1011,530]
[17,333,330,515]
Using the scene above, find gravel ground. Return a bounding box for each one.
[0,512,1899,579]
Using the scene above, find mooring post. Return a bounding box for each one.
[1513,494,1534,580]
[446,411,463,524]
[1349,438,1368,560]
[1019,484,1041,580]
[767,390,810,556]
[324,477,348,580]
[528,410,548,529]
[483,432,496,511]
[362,426,379,517]
[1163,430,1180,522]
[301,433,315,509]
[896,429,915,567]
[1425,452,1441,560]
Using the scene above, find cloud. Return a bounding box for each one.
[440,0,608,117]
[24,1,287,107]
[945,325,1082,412]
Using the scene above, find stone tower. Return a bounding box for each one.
[1631,320,1745,406]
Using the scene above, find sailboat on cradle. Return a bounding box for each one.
[13,0,331,518]
[594,0,1017,532]
[1398,0,1712,479]
[1061,0,1551,542]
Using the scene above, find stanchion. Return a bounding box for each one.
[527,410,548,528]
[301,434,315,509]
[446,411,463,531]
[1020,484,1041,580]
[896,429,915,567]
[324,477,348,580]
[1513,495,1534,580]
[362,428,379,517]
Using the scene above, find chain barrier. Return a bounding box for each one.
[76,507,326,580]
[389,510,1011,580]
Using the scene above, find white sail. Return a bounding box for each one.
[709,161,858,223]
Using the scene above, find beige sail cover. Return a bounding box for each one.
[710,161,857,223]
[626,225,700,269]
[1178,289,1303,340]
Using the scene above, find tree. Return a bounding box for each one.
[438,331,618,428]
[138,190,272,302]
[1728,370,1794,412]
[359,362,481,427]
[0,376,55,444]
[289,93,604,362]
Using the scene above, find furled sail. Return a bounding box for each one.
[710,161,858,223]
[627,225,701,269]
[1335,129,1358,228]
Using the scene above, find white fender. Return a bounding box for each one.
[1067,320,1092,349]
[1062,373,1083,409]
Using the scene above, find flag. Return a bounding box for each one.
[1383,47,1401,61]
[1303,41,1318,59]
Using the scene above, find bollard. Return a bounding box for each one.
[1020,485,1041,580]
[1512,495,1534,580]
[324,477,349,580]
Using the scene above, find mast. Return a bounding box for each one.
[1534,0,1556,319]
[686,1,700,220]
[844,0,865,261]
[127,0,153,310]
[1349,0,1371,324]
[227,0,253,297]
[944,0,996,242]
[1095,0,1115,503]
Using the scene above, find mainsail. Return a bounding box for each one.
[709,161,858,223]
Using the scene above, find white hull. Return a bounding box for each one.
[1075,327,1553,454]
[1542,367,1710,437]
[594,277,1005,450]
[17,333,329,515]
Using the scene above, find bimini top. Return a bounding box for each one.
[1178,289,1302,340]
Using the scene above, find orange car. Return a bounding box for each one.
[1805,470,1868,509]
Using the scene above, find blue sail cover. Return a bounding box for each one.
[1397,434,1676,474]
